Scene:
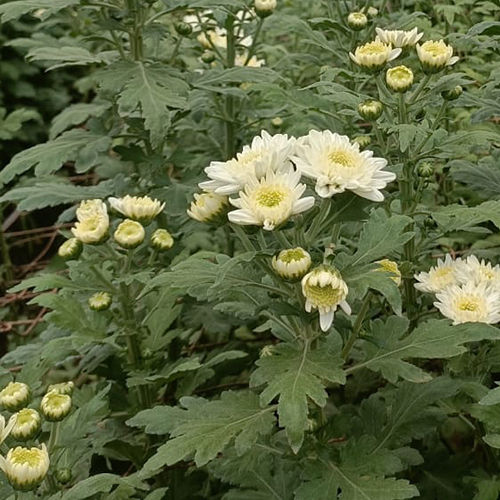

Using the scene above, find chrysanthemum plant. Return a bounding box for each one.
[1,0,500,498]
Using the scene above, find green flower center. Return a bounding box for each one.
[45,393,68,410]
[3,383,23,397]
[306,284,344,307]
[16,410,36,425]
[389,67,412,81]
[423,42,447,57]
[256,187,286,207]
[280,249,306,263]
[11,449,43,467]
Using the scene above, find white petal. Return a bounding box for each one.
[319,310,334,332]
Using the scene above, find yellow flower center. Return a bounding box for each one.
[16,410,36,425]
[389,66,412,81]
[255,187,286,207]
[434,267,452,279]
[3,383,23,397]
[11,448,43,467]
[328,150,357,167]
[359,41,386,55]
[457,298,480,312]
[44,393,68,410]
[423,42,447,57]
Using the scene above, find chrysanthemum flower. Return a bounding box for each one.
[414,254,462,293]
[75,199,107,222]
[235,52,265,67]
[416,40,459,73]
[272,247,312,279]
[227,168,315,230]
[188,192,228,222]
[197,26,252,49]
[434,282,500,325]
[40,391,72,422]
[347,12,368,30]
[0,382,31,412]
[88,291,112,311]
[386,65,414,92]
[255,0,276,17]
[47,381,74,396]
[151,229,174,250]
[375,27,423,48]
[9,409,41,441]
[292,130,395,201]
[71,214,109,244]
[200,130,296,195]
[455,255,500,290]
[0,444,49,491]
[108,195,165,224]
[301,265,351,332]
[114,219,145,249]
[57,238,82,260]
[182,10,214,32]
[349,40,401,71]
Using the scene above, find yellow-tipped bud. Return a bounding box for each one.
[386,65,414,93]
[151,229,174,251]
[57,238,82,260]
[9,409,41,442]
[88,292,112,311]
[114,219,145,249]
[0,382,31,412]
[272,247,312,280]
[347,12,367,31]
[40,391,72,422]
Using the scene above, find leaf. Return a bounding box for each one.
[50,102,110,139]
[58,473,143,500]
[193,67,281,92]
[479,386,500,406]
[0,0,79,22]
[483,434,500,449]
[0,108,40,140]
[26,46,114,71]
[451,160,500,198]
[140,391,276,471]
[250,335,345,452]
[468,21,500,37]
[432,201,500,232]
[472,478,500,500]
[128,406,186,436]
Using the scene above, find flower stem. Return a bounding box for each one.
[342,292,371,361]
[47,421,60,454]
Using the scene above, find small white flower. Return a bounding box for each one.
[188,192,228,222]
[0,444,50,491]
[349,40,401,71]
[386,65,414,93]
[151,229,174,251]
[114,219,145,249]
[414,254,462,293]
[272,247,312,279]
[434,282,500,325]
[200,130,296,195]
[57,238,82,260]
[375,27,423,48]
[292,130,396,201]
[416,40,459,73]
[455,255,500,290]
[301,265,351,332]
[0,382,31,412]
[88,291,112,311]
[71,214,109,244]
[228,168,315,231]
[40,391,72,422]
[9,409,41,442]
[108,195,165,224]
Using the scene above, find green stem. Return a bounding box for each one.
[170,36,183,63]
[48,421,60,454]
[306,199,331,243]
[275,231,291,248]
[244,18,264,65]
[230,224,255,252]
[342,293,371,361]
[408,74,432,105]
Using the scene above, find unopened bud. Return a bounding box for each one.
[347,12,367,31]
[358,99,383,121]
[175,21,192,36]
[441,85,463,101]
[58,238,82,260]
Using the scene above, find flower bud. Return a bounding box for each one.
[57,238,82,260]
[40,391,72,422]
[271,117,283,128]
[259,345,276,358]
[254,0,276,18]
[9,409,41,442]
[418,162,434,178]
[441,85,463,101]
[301,265,351,332]
[174,21,193,36]
[349,40,401,72]
[114,219,145,249]
[47,381,74,396]
[0,444,50,491]
[366,6,378,18]
[55,468,72,484]
[416,40,459,74]
[358,99,383,121]
[108,195,165,225]
[353,135,371,148]
[88,292,112,311]
[0,382,31,412]
[376,259,402,285]
[386,65,414,93]
[272,247,312,280]
[151,229,174,251]
[347,12,367,31]
[187,192,228,223]
[201,51,216,63]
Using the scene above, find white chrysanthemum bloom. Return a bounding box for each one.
[188,192,228,222]
[71,214,109,244]
[386,65,414,92]
[228,168,315,231]
[114,219,145,249]
[151,229,174,251]
[235,52,265,67]
[455,255,500,290]
[347,12,367,31]
[349,40,401,71]
[255,0,276,17]
[301,265,351,332]
[292,130,396,201]
[434,282,500,325]
[375,27,423,48]
[47,381,74,396]
[200,130,296,195]
[40,391,72,422]
[88,291,112,311]
[0,382,30,412]
[108,195,165,224]
[75,199,107,222]
[376,259,402,286]
[416,40,459,73]
[0,444,49,491]
[57,238,82,260]
[9,409,41,442]
[272,247,312,279]
[0,414,16,444]
[414,254,462,293]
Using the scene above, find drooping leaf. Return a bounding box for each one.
[0,0,79,22]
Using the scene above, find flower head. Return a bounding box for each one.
[376,259,402,286]
[188,192,228,222]
[228,168,315,231]
[349,40,401,71]
[114,219,145,249]
[375,27,423,48]
[255,0,276,17]
[108,195,165,224]
[386,65,414,92]
[347,12,367,31]
[76,199,107,221]
[151,229,174,251]
[358,99,383,121]
[434,282,500,325]
[40,391,72,422]
[0,382,30,412]
[9,409,41,442]
[272,247,312,279]
[47,381,74,396]
[0,444,49,491]
[200,130,296,195]
[57,238,82,260]
[301,265,351,332]
[414,254,462,294]
[455,255,500,290]
[416,40,459,73]
[71,214,109,244]
[292,130,396,201]
[88,291,112,311]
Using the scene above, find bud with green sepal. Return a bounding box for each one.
[55,468,72,484]
[58,238,82,260]
[40,391,72,422]
[418,162,434,178]
[0,382,31,412]
[114,219,145,249]
[358,99,383,121]
[9,409,41,441]
[254,0,276,18]
[353,135,371,149]
[88,292,112,311]
[188,192,228,223]
[442,85,463,101]
[272,247,312,280]
[151,229,174,251]
[347,12,367,31]
[386,65,414,93]
[201,51,216,64]
[175,21,193,36]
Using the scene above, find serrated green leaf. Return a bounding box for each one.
[0,0,79,22]
[50,102,110,139]
[26,46,114,71]
[432,200,500,232]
